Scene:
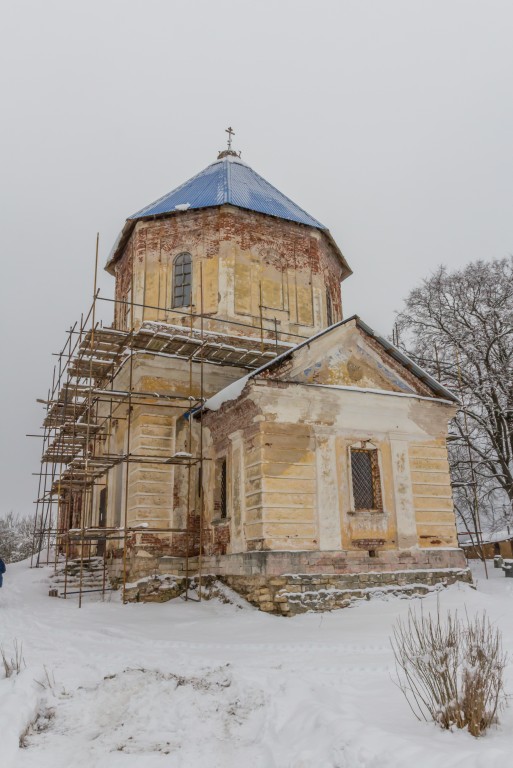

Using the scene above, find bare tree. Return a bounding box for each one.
[395,258,513,532]
[0,512,38,563]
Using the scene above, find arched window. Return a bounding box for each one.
[172,253,192,308]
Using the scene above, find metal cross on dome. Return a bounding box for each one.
[225,126,235,151]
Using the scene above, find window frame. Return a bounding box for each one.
[348,442,384,514]
[172,252,193,309]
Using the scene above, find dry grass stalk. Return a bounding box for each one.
[35,665,56,691]
[1,639,25,678]
[391,604,507,737]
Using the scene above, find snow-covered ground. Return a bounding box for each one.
[1,558,512,768]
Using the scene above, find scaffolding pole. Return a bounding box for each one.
[32,253,296,606]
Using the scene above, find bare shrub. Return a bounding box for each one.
[19,706,55,748]
[391,605,507,736]
[1,639,25,678]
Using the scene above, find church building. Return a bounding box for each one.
[47,135,469,613]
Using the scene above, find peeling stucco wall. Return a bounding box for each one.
[202,376,458,558]
[262,320,436,398]
[111,206,346,341]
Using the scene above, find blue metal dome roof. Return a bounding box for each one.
[128,156,326,230]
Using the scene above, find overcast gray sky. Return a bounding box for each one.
[1,0,512,516]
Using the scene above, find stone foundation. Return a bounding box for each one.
[121,567,471,614]
[115,547,472,614]
[220,568,472,615]
[123,574,233,604]
[124,574,185,603]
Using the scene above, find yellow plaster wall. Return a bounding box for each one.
[230,439,245,551]
[138,247,220,327]
[243,423,317,551]
[213,381,461,557]
[243,431,265,545]
[127,404,175,526]
[233,250,319,335]
[409,441,458,547]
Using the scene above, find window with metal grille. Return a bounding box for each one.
[326,289,333,326]
[172,253,192,308]
[350,448,383,511]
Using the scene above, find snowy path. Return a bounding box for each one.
[1,559,512,767]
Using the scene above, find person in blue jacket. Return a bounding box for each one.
[0,558,5,587]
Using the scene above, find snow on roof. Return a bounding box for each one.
[459,528,513,546]
[201,374,251,412]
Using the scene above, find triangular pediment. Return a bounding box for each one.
[261,317,457,401]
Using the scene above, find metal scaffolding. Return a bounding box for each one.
[31,251,297,606]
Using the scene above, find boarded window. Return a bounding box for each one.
[98,487,108,527]
[97,487,108,557]
[214,458,228,519]
[220,460,227,519]
[124,289,132,330]
[351,448,383,511]
[197,465,202,498]
[172,253,192,308]
[326,289,333,326]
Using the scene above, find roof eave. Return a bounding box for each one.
[105,204,353,278]
[352,316,460,404]
[105,219,135,275]
[322,229,353,281]
[105,207,201,274]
